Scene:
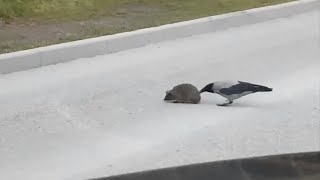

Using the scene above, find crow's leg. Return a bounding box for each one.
[217,100,233,106]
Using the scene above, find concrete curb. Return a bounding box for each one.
[0,0,319,74]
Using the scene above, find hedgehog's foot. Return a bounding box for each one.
[217,100,233,106]
[173,100,193,104]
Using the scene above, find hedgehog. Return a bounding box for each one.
[164,83,201,104]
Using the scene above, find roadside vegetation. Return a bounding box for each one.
[0,0,294,54]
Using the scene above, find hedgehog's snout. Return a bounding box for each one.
[164,91,175,101]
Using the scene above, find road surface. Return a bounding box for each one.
[0,10,320,180]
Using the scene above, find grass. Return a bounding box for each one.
[0,0,295,54]
[0,0,294,21]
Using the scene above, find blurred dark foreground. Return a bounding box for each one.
[89,151,320,180]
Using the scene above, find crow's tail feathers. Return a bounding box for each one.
[253,84,273,92]
[240,81,273,92]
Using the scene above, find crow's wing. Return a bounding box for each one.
[219,81,255,95]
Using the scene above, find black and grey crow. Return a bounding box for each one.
[200,81,272,106]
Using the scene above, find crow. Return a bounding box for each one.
[200,81,272,106]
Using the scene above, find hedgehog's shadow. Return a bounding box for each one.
[164,99,268,109]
